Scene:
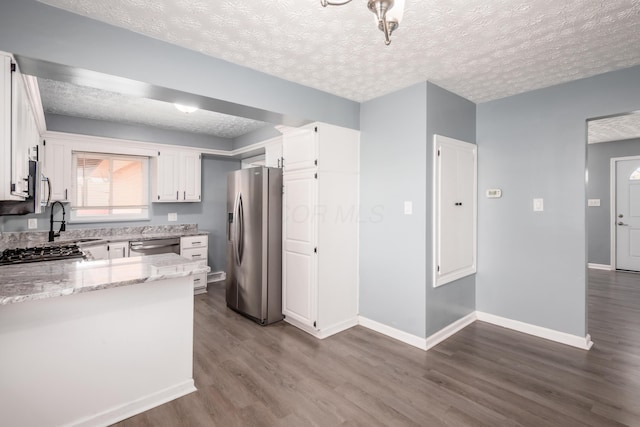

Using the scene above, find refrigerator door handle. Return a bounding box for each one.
[237,193,244,264]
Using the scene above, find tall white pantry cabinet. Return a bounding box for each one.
[281,122,360,338]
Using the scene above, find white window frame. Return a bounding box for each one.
[70,151,150,223]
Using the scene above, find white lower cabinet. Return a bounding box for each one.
[180,235,209,294]
[84,242,128,260]
[282,122,359,339]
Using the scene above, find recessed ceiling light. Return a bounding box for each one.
[174,104,198,114]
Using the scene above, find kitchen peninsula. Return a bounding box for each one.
[0,253,209,426]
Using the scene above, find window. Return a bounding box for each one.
[630,167,640,181]
[71,152,150,222]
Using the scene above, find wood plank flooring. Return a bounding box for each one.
[114,269,640,426]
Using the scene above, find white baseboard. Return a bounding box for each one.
[284,316,359,339]
[358,316,428,350]
[476,311,594,350]
[70,380,197,427]
[424,312,478,351]
[588,263,613,271]
[358,313,477,351]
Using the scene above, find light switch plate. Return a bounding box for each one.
[168,213,177,222]
[588,199,601,207]
[533,198,544,212]
[486,189,502,198]
[404,201,413,215]
[28,218,37,229]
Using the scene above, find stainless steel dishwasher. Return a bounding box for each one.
[128,237,180,256]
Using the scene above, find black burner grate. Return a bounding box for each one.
[0,244,85,266]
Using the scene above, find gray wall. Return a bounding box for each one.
[0,0,359,130]
[359,81,476,338]
[425,82,476,335]
[587,138,640,265]
[46,114,234,151]
[360,82,428,337]
[477,65,640,337]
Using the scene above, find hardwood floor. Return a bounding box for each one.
[114,270,640,426]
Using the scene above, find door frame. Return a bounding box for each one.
[609,155,640,270]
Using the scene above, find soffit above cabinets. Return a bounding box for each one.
[39,0,640,103]
[37,78,270,139]
[588,113,640,144]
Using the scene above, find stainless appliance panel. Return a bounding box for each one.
[226,166,282,325]
[129,237,180,256]
[236,168,264,320]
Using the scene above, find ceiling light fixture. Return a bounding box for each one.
[174,104,198,114]
[320,0,405,45]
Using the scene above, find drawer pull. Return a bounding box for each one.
[194,278,201,284]
[191,241,201,245]
[192,254,202,258]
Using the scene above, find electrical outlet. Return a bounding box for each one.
[404,201,413,215]
[168,213,177,222]
[588,199,601,207]
[28,218,37,229]
[533,198,544,212]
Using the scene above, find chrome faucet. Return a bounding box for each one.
[48,201,66,242]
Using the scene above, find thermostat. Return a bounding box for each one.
[486,189,502,198]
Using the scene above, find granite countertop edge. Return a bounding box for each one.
[0,253,211,306]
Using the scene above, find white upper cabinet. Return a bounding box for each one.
[264,137,283,168]
[433,134,477,287]
[282,128,317,172]
[43,138,71,202]
[153,149,201,202]
[180,150,202,202]
[1,52,40,201]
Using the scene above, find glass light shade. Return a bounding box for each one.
[174,104,198,114]
[387,0,405,23]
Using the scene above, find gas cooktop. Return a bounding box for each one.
[0,244,85,266]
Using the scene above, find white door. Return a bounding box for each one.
[282,128,316,172]
[282,169,317,328]
[615,158,640,271]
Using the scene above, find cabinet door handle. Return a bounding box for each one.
[176,191,179,200]
[64,189,68,200]
[122,247,125,257]
[184,191,186,200]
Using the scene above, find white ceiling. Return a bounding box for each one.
[588,113,640,144]
[39,0,640,104]
[38,78,269,139]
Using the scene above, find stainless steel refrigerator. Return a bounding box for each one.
[226,166,283,325]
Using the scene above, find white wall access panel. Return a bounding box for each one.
[434,134,477,287]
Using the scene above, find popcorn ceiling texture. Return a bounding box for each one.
[39,0,640,103]
[38,78,268,138]
[588,113,640,144]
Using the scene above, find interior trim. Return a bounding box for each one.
[476,311,593,350]
[588,263,613,271]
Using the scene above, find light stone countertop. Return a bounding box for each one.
[0,253,210,305]
[0,224,208,251]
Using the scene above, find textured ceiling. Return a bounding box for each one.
[39,0,640,103]
[588,113,640,144]
[38,78,269,139]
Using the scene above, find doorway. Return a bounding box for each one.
[587,112,640,272]
[611,157,640,271]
